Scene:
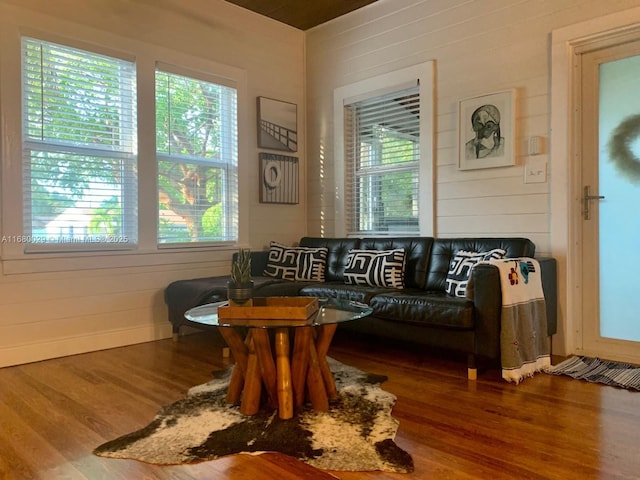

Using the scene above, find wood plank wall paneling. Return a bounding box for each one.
[0,260,230,367]
[0,0,305,367]
[305,0,638,257]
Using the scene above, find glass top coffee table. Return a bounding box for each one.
[185,297,372,419]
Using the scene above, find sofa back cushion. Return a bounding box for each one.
[427,238,535,291]
[299,237,360,282]
[359,237,433,289]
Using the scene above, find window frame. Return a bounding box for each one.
[154,64,239,247]
[21,36,139,253]
[333,62,435,237]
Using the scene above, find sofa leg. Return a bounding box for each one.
[467,353,477,380]
[172,324,181,342]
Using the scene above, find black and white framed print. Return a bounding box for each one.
[259,153,299,204]
[458,89,515,170]
[257,97,297,152]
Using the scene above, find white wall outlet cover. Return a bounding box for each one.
[524,156,548,183]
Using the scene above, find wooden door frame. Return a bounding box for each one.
[550,7,640,357]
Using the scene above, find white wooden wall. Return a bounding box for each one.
[305,0,638,256]
[0,0,306,367]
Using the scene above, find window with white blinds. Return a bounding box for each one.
[155,68,238,244]
[344,87,420,235]
[22,37,137,250]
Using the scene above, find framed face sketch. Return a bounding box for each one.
[257,97,298,152]
[458,89,515,170]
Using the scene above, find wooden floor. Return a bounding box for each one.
[1,331,640,480]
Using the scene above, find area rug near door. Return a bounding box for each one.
[94,358,413,473]
[549,356,640,390]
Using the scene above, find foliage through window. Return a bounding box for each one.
[155,69,238,244]
[22,37,137,248]
[344,87,420,235]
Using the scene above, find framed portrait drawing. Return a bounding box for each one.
[257,97,298,152]
[259,153,299,204]
[458,89,515,170]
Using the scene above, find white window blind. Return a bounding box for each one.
[156,69,238,244]
[22,37,137,249]
[344,86,420,235]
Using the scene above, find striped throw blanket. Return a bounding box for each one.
[485,258,551,383]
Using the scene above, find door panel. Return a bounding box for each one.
[580,40,640,362]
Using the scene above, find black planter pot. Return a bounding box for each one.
[227,280,254,305]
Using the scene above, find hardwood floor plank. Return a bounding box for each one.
[1,330,640,479]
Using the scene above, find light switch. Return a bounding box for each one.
[524,156,547,184]
[528,136,545,155]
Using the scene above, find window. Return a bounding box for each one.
[334,62,434,237]
[22,37,137,249]
[155,68,238,244]
[344,87,420,235]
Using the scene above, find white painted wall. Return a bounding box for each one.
[305,0,640,356]
[0,0,306,367]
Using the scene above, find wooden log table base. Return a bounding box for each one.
[217,324,339,420]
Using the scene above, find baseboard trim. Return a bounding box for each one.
[0,323,173,368]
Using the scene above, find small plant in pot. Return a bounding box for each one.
[227,248,253,305]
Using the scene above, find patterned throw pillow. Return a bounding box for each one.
[263,242,328,281]
[344,249,406,289]
[445,249,507,297]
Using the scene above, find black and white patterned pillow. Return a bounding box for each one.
[263,242,328,281]
[344,249,406,289]
[445,249,507,297]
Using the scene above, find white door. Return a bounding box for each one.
[580,39,640,363]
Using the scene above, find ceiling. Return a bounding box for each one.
[224,0,379,30]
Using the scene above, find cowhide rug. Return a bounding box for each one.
[94,358,413,473]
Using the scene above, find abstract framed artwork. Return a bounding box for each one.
[458,89,515,170]
[259,153,299,204]
[257,97,297,152]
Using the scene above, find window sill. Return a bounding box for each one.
[0,245,239,275]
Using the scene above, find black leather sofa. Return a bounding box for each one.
[164,236,557,379]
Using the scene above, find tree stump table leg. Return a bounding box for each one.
[240,333,262,415]
[315,324,338,400]
[306,339,329,411]
[218,327,249,405]
[251,328,278,408]
[275,328,294,420]
[291,326,312,408]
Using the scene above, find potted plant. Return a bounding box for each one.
[227,248,253,305]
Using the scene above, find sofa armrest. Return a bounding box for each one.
[469,264,503,359]
[537,257,558,337]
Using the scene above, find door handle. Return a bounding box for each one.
[583,185,605,220]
